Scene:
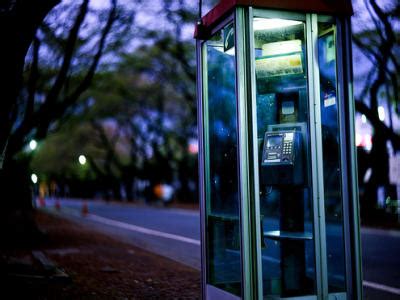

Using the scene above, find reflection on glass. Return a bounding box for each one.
[318,19,347,293]
[205,23,242,296]
[253,17,316,298]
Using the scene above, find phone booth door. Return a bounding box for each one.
[250,11,356,300]
[199,17,244,299]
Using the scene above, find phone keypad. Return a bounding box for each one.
[283,142,292,155]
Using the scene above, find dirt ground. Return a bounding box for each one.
[1,211,201,299]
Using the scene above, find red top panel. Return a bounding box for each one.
[194,0,353,39]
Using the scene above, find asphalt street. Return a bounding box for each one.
[40,198,400,299]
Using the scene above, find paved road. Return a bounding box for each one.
[40,198,400,298]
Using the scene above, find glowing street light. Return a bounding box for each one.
[78,155,87,165]
[29,140,37,151]
[31,173,38,184]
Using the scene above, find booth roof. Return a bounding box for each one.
[194,0,353,39]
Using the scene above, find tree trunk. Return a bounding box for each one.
[0,158,41,244]
[0,0,59,244]
[361,131,391,221]
[123,176,134,202]
[112,180,122,201]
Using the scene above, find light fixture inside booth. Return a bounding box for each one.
[253,18,302,31]
[253,18,304,79]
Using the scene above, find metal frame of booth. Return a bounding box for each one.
[196,3,362,300]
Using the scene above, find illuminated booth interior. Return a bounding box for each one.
[195,1,362,299]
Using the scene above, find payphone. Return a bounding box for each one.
[261,129,303,186]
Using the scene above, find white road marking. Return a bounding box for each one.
[361,227,400,238]
[87,214,201,246]
[51,207,400,296]
[166,208,199,217]
[363,280,400,295]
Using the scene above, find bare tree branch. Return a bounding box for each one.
[11,0,90,144]
[26,35,40,120]
[364,0,385,41]
[369,0,396,43]
[0,0,60,159]
[45,0,90,106]
[359,68,376,101]
[62,0,117,109]
[8,0,118,154]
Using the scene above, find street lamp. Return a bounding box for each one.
[78,155,87,165]
[29,139,37,151]
[31,173,38,184]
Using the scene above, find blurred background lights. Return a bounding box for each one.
[188,139,198,154]
[356,133,362,147]
[79,155,87,165]
[364,134,373,151]
[356,133,373,151]
[378,106,385,121]
[29,139,37,151]
[361,114,367,124]
[31,173,38,184]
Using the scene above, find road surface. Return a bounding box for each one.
[40,198,400,299]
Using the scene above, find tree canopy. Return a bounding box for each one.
[29,0,198,201]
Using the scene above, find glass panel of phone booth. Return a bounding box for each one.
[317,19,347,293]
[204,23,242,296]
[252,17,316,298]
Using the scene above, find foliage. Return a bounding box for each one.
[31,0,198,201]
[11,0,136,157]
[30,123,97,182]
[353,0,400,145]
[352,0,400,219]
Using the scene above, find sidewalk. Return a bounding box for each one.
[1,211,200,299]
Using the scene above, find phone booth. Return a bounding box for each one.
[195,1,362,299]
